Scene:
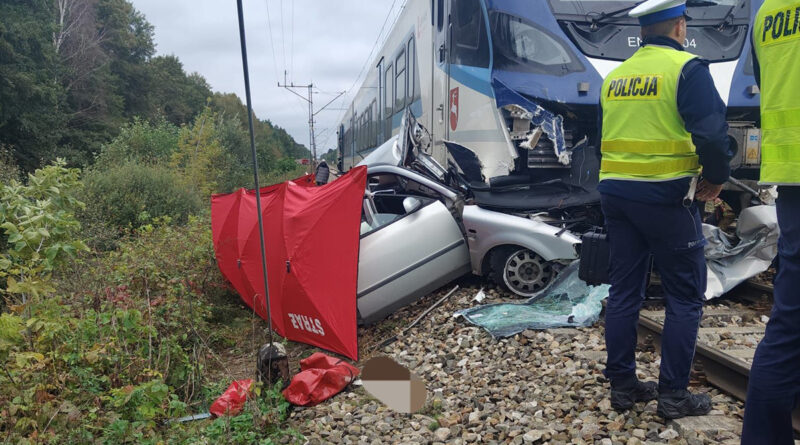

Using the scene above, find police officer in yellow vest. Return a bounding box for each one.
[598,0,733,419]
[742,1,800,442]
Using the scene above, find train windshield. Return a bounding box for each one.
[548,0,744,20]
[489,11,585,75]
[547,0,751,61]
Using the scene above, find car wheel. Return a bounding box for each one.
[491,247,555,298]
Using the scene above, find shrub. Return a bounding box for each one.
[93,117,180,170]
[171,107,226,196]
[275,157,298,173]
[0,159,88,303]
[1,218,215,442]
[82,161,203,231]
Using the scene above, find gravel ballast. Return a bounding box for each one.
[288,281,749,445]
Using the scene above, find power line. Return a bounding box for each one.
[263,0,280,83]
[345,0,400,95]
[334,0,405,128]
[290,0,294,77]
[280,0,286,74]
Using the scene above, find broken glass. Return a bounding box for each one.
[456,261,609,338]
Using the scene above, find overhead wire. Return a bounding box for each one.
[280,0,286,75]
[333,0,406,129]
[263,0,280,84]
[290,0,294,77]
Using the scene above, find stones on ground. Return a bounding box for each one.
[659,427,680,440]
[290,285,745,443]
[670,415,740,436]
[434,427,450,441]
[522,429,543,443]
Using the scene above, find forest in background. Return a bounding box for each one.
[0,1,312,443]
[0,0,309,174]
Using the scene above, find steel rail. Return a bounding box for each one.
[637,282,799,433]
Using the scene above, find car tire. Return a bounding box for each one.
[490,246,555,298]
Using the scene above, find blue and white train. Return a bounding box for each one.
[337,0,761,206]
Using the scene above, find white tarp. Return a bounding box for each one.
[704,205,779,299]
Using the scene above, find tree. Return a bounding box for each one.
[0,0,306,175]
[147,56,211,125]
[171,106,226,196]
[0,0,65,171]
[96,0,155,118]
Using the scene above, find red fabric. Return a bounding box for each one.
[211,167,366,360]
[282,353,360,406]
[210,379,253,417]
[258,173,315,192]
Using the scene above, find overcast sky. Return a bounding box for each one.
[131,0,399,157]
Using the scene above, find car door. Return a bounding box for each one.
[356,182,470,325]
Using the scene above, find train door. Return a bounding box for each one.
[337,124,344,172]
[431,0,450,160]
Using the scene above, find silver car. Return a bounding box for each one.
[355,112,590,324]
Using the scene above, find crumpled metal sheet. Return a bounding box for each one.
[704,205,779,299]
[493,78,570,165]
[356,135,400,167]
[455,262,609,338]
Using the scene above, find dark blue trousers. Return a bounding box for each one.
[741,187,800,445]
[601,193,707,391]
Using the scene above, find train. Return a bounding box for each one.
[336,0,762,213]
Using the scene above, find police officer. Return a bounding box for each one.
[597,0,733,419]
[741,1,800,442]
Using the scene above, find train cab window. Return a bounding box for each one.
[490,12,583,75]
[395,50,406,111]
[450,0,490,68]
[407,37,418,102]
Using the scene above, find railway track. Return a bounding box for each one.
[637,279,800,433]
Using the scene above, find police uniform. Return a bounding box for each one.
[597,0,733,418]
[741,1,800,442]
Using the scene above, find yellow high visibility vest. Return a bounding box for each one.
[753,0,800,185]
[600,45,700,182]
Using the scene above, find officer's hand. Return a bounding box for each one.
[696,179,723,201]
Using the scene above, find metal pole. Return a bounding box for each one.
[309,85,316,173]
[236,0,274,349]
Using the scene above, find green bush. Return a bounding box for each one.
[82,162,203,231]
[0,215,301,443]
[93,118,180,170]
[0,159,88,303]
[275,157,299,173]
[1,218,213,442]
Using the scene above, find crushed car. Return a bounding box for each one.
[355,110,601,324]
[353,109,779,325]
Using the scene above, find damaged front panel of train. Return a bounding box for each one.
[438,0,607,229]
[442,0,760,202]
[341,0,761,221]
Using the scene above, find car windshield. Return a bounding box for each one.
[547,0,748,23]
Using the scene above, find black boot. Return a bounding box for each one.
[656,389,711,419]
[610,379,658,411]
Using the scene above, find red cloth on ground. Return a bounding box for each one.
[282,352,360,406]
[210,379,253,417]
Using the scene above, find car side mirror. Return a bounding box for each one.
[403,197,422,213]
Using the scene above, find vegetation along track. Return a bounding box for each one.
[637,280,800,433]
